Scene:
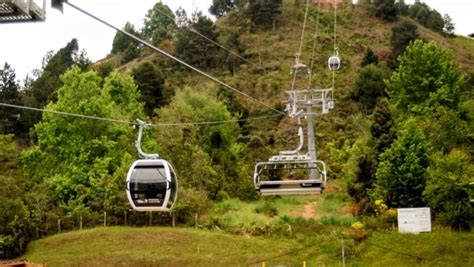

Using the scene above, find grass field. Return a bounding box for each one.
[22,225,474,266]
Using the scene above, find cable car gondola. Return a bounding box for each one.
[126,120,178,212]
[328,49,341,71]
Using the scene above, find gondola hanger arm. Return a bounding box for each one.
[135,119,159,159]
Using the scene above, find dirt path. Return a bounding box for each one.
[289,200,322,220]
[301,201,319,219]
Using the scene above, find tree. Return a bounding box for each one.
[111,22,141,63]
[408,1,444,33]
[22,66,144,214]
[0,63,20,134]
[0,134,31,259]
[175,12,219,68]
[373,119,431,208]
[350,64,387,114]
[142,2,176,44]
[361,47,379,67]
[422,106,470,153]
[132,61,167,116]
[443,14,455,37]
[372,0,398,22]
[426,9,444,33]
[390,20,419,66]
[247,0,283,29]
[386,40,465,115]
[209,0,236,18]
[395,0,408,16]
[370,98,395,155]
[155,86,251,199]
[347,153,377,215]
[20,39,89,134]
[424,150,473,231]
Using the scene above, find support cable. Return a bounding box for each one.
[368,242,431,263]
[307,0,322,88]
[63,2,284,116]
[290,0,311,92]
[0,102,282,127]
[331,0,338,93]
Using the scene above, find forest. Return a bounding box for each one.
[0,0,473,261]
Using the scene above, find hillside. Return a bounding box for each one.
[1,0,473,261]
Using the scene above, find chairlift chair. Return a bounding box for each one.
[126,120,177,212]
[253,118,327,195]
[254,158,327,195]
[290,53,310,76]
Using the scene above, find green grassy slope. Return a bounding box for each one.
[23,225,474,266]
[23,227,299,266]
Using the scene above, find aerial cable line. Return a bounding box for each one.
[307,0,322,88]
[332,0,338,92]
[0,102,281,127]
[148,5,251,65]
[290,0,311,92]
[62,2,285,116]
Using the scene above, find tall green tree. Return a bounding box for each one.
[373,119,430,208]
[0,63,20,134]
[142,2,176,44]
[372,0,398,22]
[247,0,283,29]
[390,19,419,67]
[175,12,219,68]
[132,61,167,116]
[155,86,251,199]
[424,150,473,230]
[350,64,388,114]
[22,66,144,215]
[386,40,465,115]
[0,134,31,259]
[361,47,379,67]
[20,39,89,134]
[111,22,141,63]
[442,14,455,37]
[395,0,408,15]
[370,98,395,155]
[408,1,444,32]
[210,0,236,18]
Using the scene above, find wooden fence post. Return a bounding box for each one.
[58,219,61,233]
[103,211,107,227]
[80,215,83,230]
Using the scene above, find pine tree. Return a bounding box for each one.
[0,63,20,134]
[443,14,455,37]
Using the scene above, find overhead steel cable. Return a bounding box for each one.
[63,2,285,116]
[290,0,311,92]
[307,0,322,88]
[332,0,338,91]
[147,5,251,65]
[0,102,281,127]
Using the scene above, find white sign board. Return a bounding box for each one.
[397,208,431,233]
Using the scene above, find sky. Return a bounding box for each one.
[0,0,472,83]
